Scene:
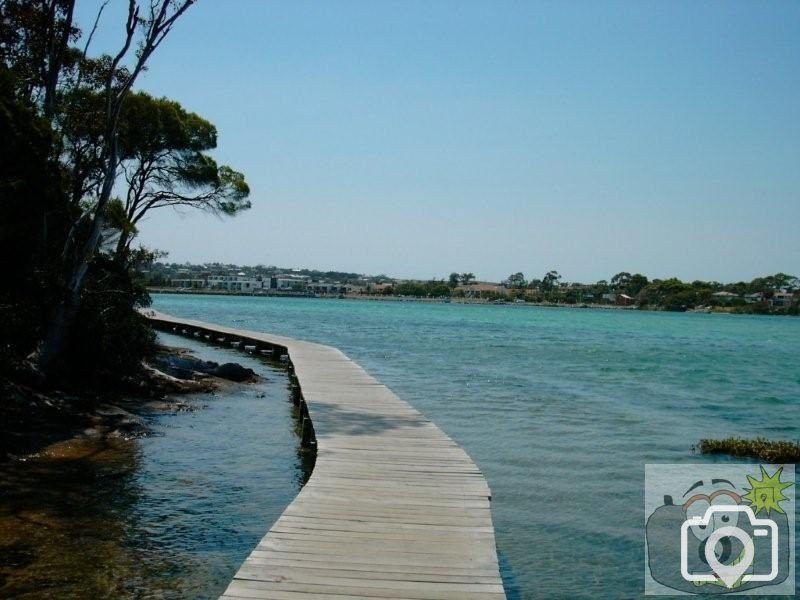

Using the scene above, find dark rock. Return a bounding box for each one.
[94,405,148,435]
[152,352,219,379]
[211,362,256,382]
[8,359,46,389]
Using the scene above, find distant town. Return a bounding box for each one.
[143,263,799,315]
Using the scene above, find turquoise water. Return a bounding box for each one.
[153,294,800,598]
[0,334,304,599]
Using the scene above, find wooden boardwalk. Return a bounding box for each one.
[146,311,505,600]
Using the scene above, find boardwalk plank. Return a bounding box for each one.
[145,312,505,600]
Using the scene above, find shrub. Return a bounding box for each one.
[58,255,156,387]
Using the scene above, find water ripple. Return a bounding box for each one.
[153,296,800,598]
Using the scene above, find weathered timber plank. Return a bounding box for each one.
[144,311,505,600]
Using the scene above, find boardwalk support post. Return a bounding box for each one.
[300,416,315,447]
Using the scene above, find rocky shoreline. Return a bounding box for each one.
[1,345,260,462]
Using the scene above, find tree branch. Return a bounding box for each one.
[81,0,110,60]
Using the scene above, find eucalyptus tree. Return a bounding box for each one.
[0,0,78,119]
[113,92,250,262]
[540,270,561,301]
[627,273,649,296]
[610,271,631,291]
[507,272,526,288]
[541,270,561,291]
[37,0,197,375]
[53,59,126,216]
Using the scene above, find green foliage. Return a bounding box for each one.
[480,291,507,302]
[541,270,561,291]
[391,281,451,298]
[0,3,203,385]
[60,256,156,384]
[627,273,649,296]
[638,278,692,310]
[0,66,158,382]
[506,272,526,289]
[0,0,79,112]
[610,271,631,290]
[113,92,250,258]
[448,267,798,313]
[447,272,475,289]
[631,272,797,312]
[119,92,217,157]
[105,198,137,239]
[0,68,67,362]
[748,273,798,293]
[217,165,251,212]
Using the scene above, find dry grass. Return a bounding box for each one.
[699,437,800,463]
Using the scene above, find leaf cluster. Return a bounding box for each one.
[0,1,221,383]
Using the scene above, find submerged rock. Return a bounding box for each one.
[211,363,256,382]
[152,352,218,379]
[151,349,257,382]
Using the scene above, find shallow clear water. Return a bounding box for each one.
[153,294,800,598]
[0,334,303,599]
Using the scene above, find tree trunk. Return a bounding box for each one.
[37,138,116,376]
[36,208,105,376]
[114,229,129,265]
[35,0,195,377]
[43,0,76,121]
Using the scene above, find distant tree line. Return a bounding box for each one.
[141,258,798,313]
[371,269,799,313]
[142,261,799,313]
[492,270,798,313]
[385,281,452,298]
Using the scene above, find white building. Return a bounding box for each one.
[170,278,205,289]
[744,292,764,304]
[271,275,310,291]
[770,291,796,308]
[207,275,267,292]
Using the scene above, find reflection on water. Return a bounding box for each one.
[0,437,142,598]
[0,333,304,599]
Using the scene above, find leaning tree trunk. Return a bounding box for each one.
[35,0,195,377]
[36,143,116,376]
[113,229,129,265]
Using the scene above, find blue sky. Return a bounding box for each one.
[75,1,799,283]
